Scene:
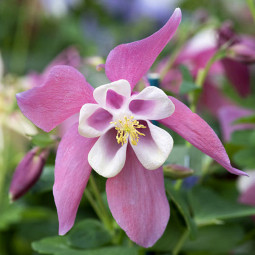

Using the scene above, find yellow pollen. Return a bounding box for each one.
[110,116,146,146]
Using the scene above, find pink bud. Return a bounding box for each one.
[228,42,255,64]
[163,164,194,179]
[217,21,239,47]
[9,147,48,201]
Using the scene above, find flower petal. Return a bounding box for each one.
[53,123,96,235]
[221,58,251,97]
[106,146,170,248]
[105,8,182,90]
[93,79,131,108]
[131,121,173,170]
[218,106,255,142]
[17,65,94,132]
[159,97,247,176]
[129,86,175,120]
[79,104,113,138]
[88,128,127,178]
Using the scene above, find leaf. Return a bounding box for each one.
[189,186,255,226]
[55,247,139,255]
[31,166,54,193]
[152,207,186,252]
[234,115,255,124]
[67,219,112,249]
[0,204,24,231]
[32,236,70,254]
[179,65,198,95]
[165,180,197,238]
[233,148,255,169]
[30,133,55,148]
[183,224,244,254]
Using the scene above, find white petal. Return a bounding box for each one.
[129,86,175,120]
[93,79,131,108]
[131,121,173,170]
[88,128,127,178]
[79,104,113,138]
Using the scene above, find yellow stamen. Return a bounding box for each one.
[110,116,146,146]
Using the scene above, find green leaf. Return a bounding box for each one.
[165,145,189,166]
[189,187,255,226]
[30,133,55,148]
[152,208,186,252]
[231,130,255,146]
[183,224,244,254]
[233,148,255,169]
[67,219,112,249]
[234,115,255,124]
[31,166,54,193]
[55,247,139,255]
[179,65,198,95]
[32,236,70,254]
[0,203,24,231]
[165,180,197,238]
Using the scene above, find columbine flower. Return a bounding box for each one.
[16,8,247,247]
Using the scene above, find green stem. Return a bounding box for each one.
[174,179,183,191]
[84,189,105,222]
[173,229,189,255]
[247,0,255,23]
[88,175,113,230]
[190,44,227,112]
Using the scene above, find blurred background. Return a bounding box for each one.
[1,0,255,254]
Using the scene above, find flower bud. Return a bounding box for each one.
[228,41,255,64]
[217,21,239,47]
[9,147,48,201]
[163,164,194,179]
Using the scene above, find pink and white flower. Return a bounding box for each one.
[16,8,247,247]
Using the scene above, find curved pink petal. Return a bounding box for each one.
[106,146,170,248]
[218,106,255,142]
[159,97,247,176]
[53,123,96,235]
[105,8,182,90]
[17,65,95,132]
[221,58,251,97]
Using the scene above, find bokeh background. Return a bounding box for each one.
[1,0,255,254]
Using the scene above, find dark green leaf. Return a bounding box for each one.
[165,180,197,238]
[67,219,112,249]
[55,247,139,255]
[31,166,54,193]
[32,236,70,254]
[183,224,244,254]
[233,149,255,169]
[179,65,198,95]
[189,187,255,226]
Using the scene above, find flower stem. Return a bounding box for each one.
[88,175,113,230]
[190,44,227,112]
[246,0,255,23]
[173,229,189,255]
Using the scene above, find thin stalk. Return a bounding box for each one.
[89,175,113,230]
[84,189,110,229]
[247,0,255,23]
[173,229,189,255]
[190,44,227,112]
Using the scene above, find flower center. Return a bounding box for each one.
[111,116,146,146]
